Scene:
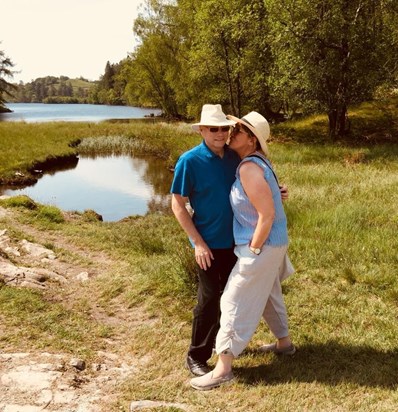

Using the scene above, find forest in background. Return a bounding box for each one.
[1,0,398,139]
[8,76,95,104]
[6,61,127,106]
[106,0,398,139]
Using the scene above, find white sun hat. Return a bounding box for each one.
[227,111,270,155]
[192,104,236,132]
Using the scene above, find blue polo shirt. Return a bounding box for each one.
[171,141,240,248]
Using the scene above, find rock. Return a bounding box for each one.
[0,352,137,411]
[19,239,56,260]
[0,258,67,288]
[70,358,86,371]
[0,230,20,256]
[1,366,61,390]
[76,271,90,282]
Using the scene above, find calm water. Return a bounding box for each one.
[0,103,162,123]
[2,155,173,221]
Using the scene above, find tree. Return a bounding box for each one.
[124,0,184,117]
[186,0,276,118]
[94,61,126,105]
[101,61,115,90]
[266,0,398,138]
[119,0,397,132]
[0,48,16,111]
[127,0,281,120]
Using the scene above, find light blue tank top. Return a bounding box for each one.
[230,152,289,246]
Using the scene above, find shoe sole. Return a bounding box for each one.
[190,377,234,391]
[260,345,296,356]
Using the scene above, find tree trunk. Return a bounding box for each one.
[328,109,337,139]
[220,34,237,115]
[328,104,348,139]
[336,104,347,136]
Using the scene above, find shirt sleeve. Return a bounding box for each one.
[170,156,193,197]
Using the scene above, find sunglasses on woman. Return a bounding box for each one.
[231,124,253,136]
[207,126,231,133]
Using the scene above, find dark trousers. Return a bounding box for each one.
[188,248,237,363]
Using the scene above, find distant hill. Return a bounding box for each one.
[8,76,97,104]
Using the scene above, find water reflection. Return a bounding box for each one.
[3,155,173,221]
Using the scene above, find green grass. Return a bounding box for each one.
[0,286,112,356]
[272,96,398,144]
[1,195,65,224]
[0,101,397,411]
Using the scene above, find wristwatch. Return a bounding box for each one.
[249,245,261,255]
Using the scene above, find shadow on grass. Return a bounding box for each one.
[238,342,398,389]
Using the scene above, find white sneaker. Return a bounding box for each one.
[259,342,296,355]
[190,371,234,391]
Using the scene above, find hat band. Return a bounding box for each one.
[241,117,254,127]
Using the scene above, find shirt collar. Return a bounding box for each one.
[201,140,228,159]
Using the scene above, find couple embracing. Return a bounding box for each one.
[171,104,295,391]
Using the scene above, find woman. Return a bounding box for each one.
[190,111,295,391]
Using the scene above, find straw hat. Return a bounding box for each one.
[192,104,236,132]
[227,111,270,154]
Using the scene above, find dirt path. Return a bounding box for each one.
[0,205,161,412]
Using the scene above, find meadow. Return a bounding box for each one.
[0,101,397,411]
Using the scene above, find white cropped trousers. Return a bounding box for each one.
[216,244,294,357]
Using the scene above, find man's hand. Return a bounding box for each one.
[279,184,289,201]
[195,244,214,270]
[171,195,215,270]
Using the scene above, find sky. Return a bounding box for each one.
[1,0,143,83]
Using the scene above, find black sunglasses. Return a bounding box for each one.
[208,126,231,133]
[232,124,253,136]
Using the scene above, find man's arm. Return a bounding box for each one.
[171,194,214,269]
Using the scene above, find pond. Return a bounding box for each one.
[2,155,174,222]
[0,103,162,123]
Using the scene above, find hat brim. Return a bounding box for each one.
[191,119,236,132]
[227,114,269,154]
[226,115,258,138]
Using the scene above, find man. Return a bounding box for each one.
[171,104,240,376]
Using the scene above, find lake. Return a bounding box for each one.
[2,155,173,222]
[0,103,162,123]
[0,103,173,220]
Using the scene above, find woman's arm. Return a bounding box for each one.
[239,162,275,249]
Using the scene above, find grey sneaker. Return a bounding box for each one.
[190,371,234,391]
[259,342,296,355]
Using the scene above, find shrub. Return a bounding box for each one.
[37,205,65,223]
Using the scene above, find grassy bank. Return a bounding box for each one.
[0,106,397,411]
[0,120,198,184]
